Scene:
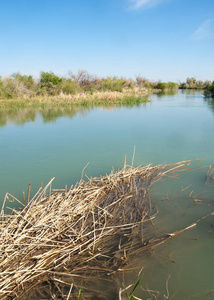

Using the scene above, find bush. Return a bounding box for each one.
[135,75,151,88]
[60,79,80,95]
[204,82,214,97]
[167,81,178,89]
[0,73,35,99]
[2,77,32,99]
[11,73,35,90]
[0,77,5,98]
[123,78,135,89]
[100,77,126,92]
[181,78,212,89]
[40,71,62,86]
[155,82,167,90]
[155,81,178,91]
[179,82,188,89]
[69,70,93,90]
[38,72,63,95]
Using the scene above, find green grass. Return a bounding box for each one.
[0,96,150,109]
[78,96,149,106]
[128,277,143,300]
[78,289,81,300]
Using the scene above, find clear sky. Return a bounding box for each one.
[0,0,213,82]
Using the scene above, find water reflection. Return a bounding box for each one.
[204,98,214,114]
[0,108,36,127]
[40,106,81,123]
[0,102,144,127]
[0,106,79,127]
[156,90,178,97]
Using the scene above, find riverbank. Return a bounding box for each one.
[0,88,152,108]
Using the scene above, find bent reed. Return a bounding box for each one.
[0,160,206,299]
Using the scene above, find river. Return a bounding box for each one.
[0,90,214,299]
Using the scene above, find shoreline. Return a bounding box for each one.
[0,88,153,108]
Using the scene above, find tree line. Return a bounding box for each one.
[0,71,213,99]
[179,77,214,97]
[0,71,178,99]
[179,77,212,89]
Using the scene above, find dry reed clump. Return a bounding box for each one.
[29,87,149,104]
[0,161,193,299]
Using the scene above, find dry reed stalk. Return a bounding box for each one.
[205,164,214,186]
[0,160,205,299]
[28,87,149,104]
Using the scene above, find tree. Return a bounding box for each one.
[39,72,63,95]
[69,70,91,88]
[11,73,35,89]
[100,77,126,92]
[135,75,151,87]
[204,80,211,88]
[186,77,196,88]
[204,82,214,98]
[40,71,62,86]
[179,82,187,89]
[60,79,80,95]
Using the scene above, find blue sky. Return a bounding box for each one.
[0,0,213,82]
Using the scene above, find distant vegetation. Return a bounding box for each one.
[0,72,213,103]
[179,77,212,90]
[135,75,179,91]
[179,77,214,98]
[204,82,214,98]
[0,70,179,101]
[155,81,179,90]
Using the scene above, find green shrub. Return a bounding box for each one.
[0,77,5,98]
[11,73,35,89]
[60,79,81,95]
[204,82,214,97]
[167,81,178,89]
[155,81,178,91]
[101,77,126,92]
[183,78,212,89]
[155,82,166,90]
[40,71,62,86]
[0,73,35,99]
[179,82,188,89]
[38,72,63,96]
[2,77,32,99]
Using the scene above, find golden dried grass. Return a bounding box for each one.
[0,160,197,299]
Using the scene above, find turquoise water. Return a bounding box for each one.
[0,90,214,298]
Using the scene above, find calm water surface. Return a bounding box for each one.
[0,90,214,299]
